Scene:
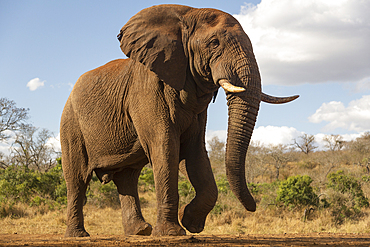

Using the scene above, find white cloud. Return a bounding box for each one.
[251,125,303,146]
[251,127,362,150]
[234,0,370,86]
[27,78,45,91]
[309,95,370,132]
[207,126,363,151]
[1,132,61,159]
[206,126,302,147]
[206,130,227,143]
[46,133,61,153]
[0,130,15,156]
[0,142,11,156]
[206,130,227,150]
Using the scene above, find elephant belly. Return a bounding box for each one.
[97,147,148,169]
[87,133,148,171]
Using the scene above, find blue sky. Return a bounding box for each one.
[1,0,369,151]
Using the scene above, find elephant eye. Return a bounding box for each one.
[209,39,220,49]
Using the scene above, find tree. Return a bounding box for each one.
[323,134,344,152]
[0,98,29,142]
[0,152,8,169]
[293,134,317,155]
[347,132,370,157]
[208,136,225,164]
[9,127,58,171]
[245,141,269,183]
[346,132,370,172]
[267,144,291,180]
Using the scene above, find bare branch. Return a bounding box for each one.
[9,127,58,171]
[323,134,344,152]
[0,98,30,142]
[293,134,317,155]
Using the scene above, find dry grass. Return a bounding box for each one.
[1,205,67,235]
[1,192,158,236]
[3,190,370,236]
[204,207,370,235]
[3,148,370,236]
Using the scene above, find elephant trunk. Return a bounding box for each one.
[225,94,260,212]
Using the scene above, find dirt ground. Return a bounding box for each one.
[1,233,370,246]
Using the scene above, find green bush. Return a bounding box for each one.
[138,166,155,192]
[327,170,369,209]
[0,166,40,203]
[326,170,369,225]
[216,176,230,194]
[0,159,67,207]
[248,181,280,208]
[36,160,67,203]
[0,160,67,217]
[276,175,318,209]
[86,177,120,208]
[178,180,195,198]
[248,181,280,195]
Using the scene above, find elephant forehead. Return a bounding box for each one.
[193,8,240,29]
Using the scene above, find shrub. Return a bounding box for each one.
[36,160,67,203]
[86,177,120,208]
[0,158,67,209]
[276,175,318,209]
[178,177,195,208]
[216,176,230,194]
[0,166,40,203]
[178,180,195,198]
[249,181,280,208]
[327,170,369,209]
[138,166,155,192]
[326,170,369,224]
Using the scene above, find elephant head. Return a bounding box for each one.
[117,5,298,212]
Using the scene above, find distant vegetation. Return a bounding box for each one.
[1,97,370,234]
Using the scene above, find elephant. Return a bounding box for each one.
[60,4,299,237]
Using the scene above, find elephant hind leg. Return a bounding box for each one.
[63,156,91,237]
[113,167,152,236]
[64,177,91,237]
[61,106,91,237]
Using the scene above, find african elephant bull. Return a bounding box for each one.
[60,4,298,237]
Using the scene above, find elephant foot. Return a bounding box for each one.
[179,205,206,233]
[152,221,186,236]
[65,226,90,237]
[124,222,153,236]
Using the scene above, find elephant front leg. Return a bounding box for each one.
[178,129,218,233]
[113,168,152,236]
[178,159,218,233]
[149,140,186,236]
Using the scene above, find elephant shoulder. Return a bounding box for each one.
[73,59,131,89]
[83,59,130,77]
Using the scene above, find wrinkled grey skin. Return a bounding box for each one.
[60,4,298,237]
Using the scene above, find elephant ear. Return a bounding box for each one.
[118,5,192,91]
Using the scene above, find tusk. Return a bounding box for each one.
[261,92,299,104]
[219,79,246,93]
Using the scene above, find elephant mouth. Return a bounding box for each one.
[218,79,299,104]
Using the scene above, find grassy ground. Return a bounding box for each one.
[2,138,370,236]
[2,189,370,236]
